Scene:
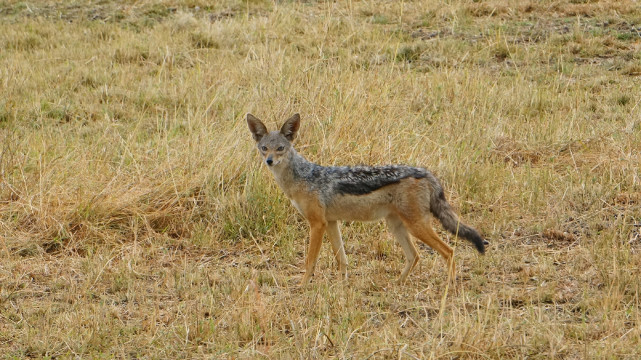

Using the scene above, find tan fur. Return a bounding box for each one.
[295,177,455,284]
[247,113,482,285]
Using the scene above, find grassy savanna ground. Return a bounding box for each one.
[1,0,641,357]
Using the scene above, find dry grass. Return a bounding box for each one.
[1,0,640,358]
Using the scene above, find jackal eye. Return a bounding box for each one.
[260,146,267,151]
[277,146,284,151]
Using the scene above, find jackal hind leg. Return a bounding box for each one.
[386,215,419,284]
[403,218,456,280]
[326,221,348,279]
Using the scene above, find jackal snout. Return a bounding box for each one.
[263,150,284,167]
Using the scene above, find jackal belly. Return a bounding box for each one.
[325,192,395,222]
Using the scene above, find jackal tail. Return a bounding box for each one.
[429,190,486,253]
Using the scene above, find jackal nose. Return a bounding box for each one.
[266,158,273,166]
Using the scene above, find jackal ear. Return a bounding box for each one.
[280,113,300,142]
[246,113,268,142]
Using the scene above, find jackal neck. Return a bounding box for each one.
[268,149,316,197]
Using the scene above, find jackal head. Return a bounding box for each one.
[246,113,300,168]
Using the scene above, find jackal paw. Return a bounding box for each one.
[300,273,313,286]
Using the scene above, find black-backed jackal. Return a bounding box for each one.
[247,113,485,285]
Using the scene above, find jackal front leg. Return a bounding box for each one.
[326,221,348,279]
[301,221,326,285]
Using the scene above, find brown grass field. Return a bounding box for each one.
[1,0,641,358]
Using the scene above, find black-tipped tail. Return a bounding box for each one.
[430,189,486,253]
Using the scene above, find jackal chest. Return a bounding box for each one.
[285,189,326,220]
[290,198,304,214]
[280,186,307,214]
